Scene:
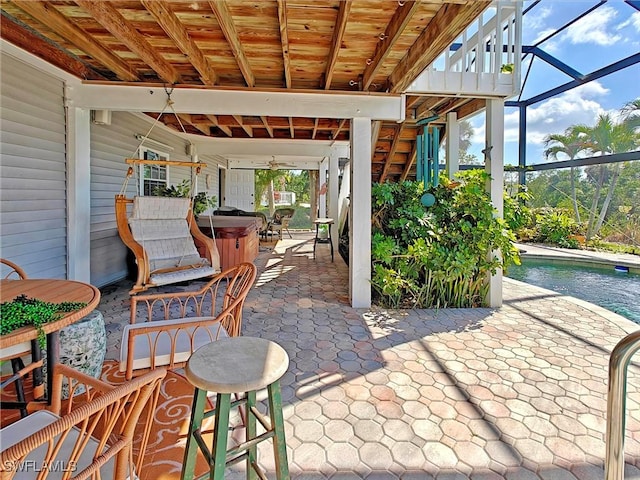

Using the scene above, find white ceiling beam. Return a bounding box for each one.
[188,137,350,157]
[69,84,405,121]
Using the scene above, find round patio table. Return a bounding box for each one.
[0,279,101,407]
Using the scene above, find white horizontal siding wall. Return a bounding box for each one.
[90,112,220,286]
[0,54,67,278]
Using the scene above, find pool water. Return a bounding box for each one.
[506,259,640,325]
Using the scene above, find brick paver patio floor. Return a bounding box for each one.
[99,233,640,479]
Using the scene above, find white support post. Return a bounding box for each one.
[66,106,92,282]
[350,118,372,308]
[328,153,339,245]
[319,159,328,218]
[485,98,505,307]
[446,112,460,178]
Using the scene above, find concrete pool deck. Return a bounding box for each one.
[98,235,640,479]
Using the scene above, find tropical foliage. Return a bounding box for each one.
[539,99,640,243]
[371,171,520,309]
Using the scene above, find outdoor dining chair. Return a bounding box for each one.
[0,364,166,480]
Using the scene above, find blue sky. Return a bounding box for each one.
[468,0,640,166]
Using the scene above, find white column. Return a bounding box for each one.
[350,118,372,308]
[485,98,504,307]
[319,158,328,218]
[446,112,459,178]
[66,106,92,282]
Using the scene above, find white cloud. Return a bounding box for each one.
[562,5,621,46]
[514,83,609,146]
[618,11,640,32]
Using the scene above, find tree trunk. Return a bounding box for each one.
[586,165,605,240]
[309,170,319,224]
[593,163,621,236]
[267,180,275,216]
[570,166,581,224]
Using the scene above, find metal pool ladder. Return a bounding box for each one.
[606,329,640,480]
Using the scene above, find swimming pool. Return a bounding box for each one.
[506,259,640,325]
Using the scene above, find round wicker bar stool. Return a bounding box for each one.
[181,337,290,480]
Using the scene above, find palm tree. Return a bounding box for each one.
[543,127,587,223]
[621,98,640,130]
[577,113,640,238]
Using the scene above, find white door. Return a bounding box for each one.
[225,169,255,211]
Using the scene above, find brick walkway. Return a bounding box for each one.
[99,234,640,479]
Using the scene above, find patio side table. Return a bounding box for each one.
[313,217,334,262]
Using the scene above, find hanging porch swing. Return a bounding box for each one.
[115,87,220,294]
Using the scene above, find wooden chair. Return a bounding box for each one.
[1,258,27,280]
[0,259,41,417]
[115,195,221,294]
[120,262,257,380]
[0,364,166,480]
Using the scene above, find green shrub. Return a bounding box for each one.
[532,208,581,248]
[371,171,520,309]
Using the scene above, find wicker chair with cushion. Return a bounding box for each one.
[116,195,221,294]
[120,262,257,380]
[267,207,295,240]
[0,364,166,480]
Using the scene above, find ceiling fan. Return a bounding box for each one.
[268,156,297,170]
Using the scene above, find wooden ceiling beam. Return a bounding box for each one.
[261,116,274,138]
[456,98,487,120]
[0,14,106,81]
[208,0,255,88]
[333,119,348,140]
[205,115,232,137]
[324,0,352,90]
[362,0,420,91]
[378,124,405,183]
[371,120,383,162]
[140,0,216,86]
[76,0,181,84]
[389,1,489,93]
[312,118,319,139]
[177,114,210,136]
[233,115,253,137]
[276,0,292,88]
[11,1,138,81]
[288,117,295,138]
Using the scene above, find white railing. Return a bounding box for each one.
[407,0,522,98]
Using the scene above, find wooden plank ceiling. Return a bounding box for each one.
[1,0,490,183]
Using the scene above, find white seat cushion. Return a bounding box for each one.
[0,411,121,480]
[119,317,229,373]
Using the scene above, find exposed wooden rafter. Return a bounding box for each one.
[233,115,253,137]
[312,118,319,139]
[288,118,295,138]
[333,119,348,140]
[324,0,352,90]
[76,0,181,84]
[276,0,292,88]
[140,0,216,86]
[177,114,210,136]
[208,0,255,88]
[370,120,383,161]
[11,1,138,81]
[389,1,489,93]
[261,116,274,138]
[205,115,232,137]
[362,0,420,90]
[0,13,106,81]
